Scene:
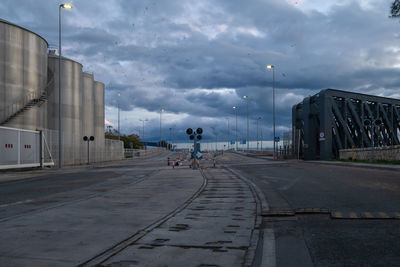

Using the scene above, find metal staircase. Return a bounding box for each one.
[0,70,54,126]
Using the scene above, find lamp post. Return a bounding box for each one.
[169,127,172,150]
[159,108,164,146]
[257,117,261,150]
[117,93,121,141]
[233,106,238,151]
[227,118,230,150]
[58,3,72,168]
[139,118,148,145]
[266,65,276,159]
[243,96,249,150]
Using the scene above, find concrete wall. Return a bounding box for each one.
[42,129,123,166]
[124,148,166,158]
[340,146,400,161]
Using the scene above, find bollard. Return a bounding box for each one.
[168,157,170,166]
[213,159,216,168]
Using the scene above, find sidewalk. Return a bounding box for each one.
[309,160,400,171]
[0,168,204,266]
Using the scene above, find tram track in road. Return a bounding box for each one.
[80,166,265,267]
[78,169,208,266]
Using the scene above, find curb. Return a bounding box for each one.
[307,160,400,171]
[224,166,274,267]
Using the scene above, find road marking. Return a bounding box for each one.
[0,199,33,208]
[349,212,358,219]
[363,212,374,218]
[332,211,343,218]
[379,212,390,219]
[395,212,400,218]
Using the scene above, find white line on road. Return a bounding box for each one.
[0,199,33,208]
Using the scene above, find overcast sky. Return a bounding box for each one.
[1,0,400,142]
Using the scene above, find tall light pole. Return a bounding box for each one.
[159,108,164,145]
[267,65,276,159]
[139,118,148,141]
[117,93,121,141]
[58,3,72,168]
[227,118,230,150]
[169,127,172,150]
[233,106,238,151]
[243,96,249,150]
[257,117,261,150]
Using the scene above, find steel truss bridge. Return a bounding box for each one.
[292,89,400,160]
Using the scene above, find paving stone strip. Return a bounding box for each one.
[101,168,258,267]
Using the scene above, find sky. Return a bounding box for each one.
[1,0,400,142]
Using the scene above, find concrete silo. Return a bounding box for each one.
[81,72,95,162]
[47,53,83,165]
[93,81,105,161]
[0,19,48,130]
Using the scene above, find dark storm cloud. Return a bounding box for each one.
[2,0,400,140]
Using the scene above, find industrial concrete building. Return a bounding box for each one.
[292,89,400,160]
[0,19,123,168]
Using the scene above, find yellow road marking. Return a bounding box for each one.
[0,199,33,208]
[333,211,342,218]
[378,212,390,219]
[349,212,358,219]
[364,212,374,218]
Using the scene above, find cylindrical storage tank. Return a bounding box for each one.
[93,81,105,162]
[81,72,94,163]
[0,19,48,130]
[47,54,83,165]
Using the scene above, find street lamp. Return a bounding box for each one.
[266,65,276,160]
[159,108,164,145]
[58,3,72,168]
[243,95,249,150]
[227,118,230,150]
[139,118,148,146]
[117,93,121,141]
[233,106,238,151]
[257,117,262,150]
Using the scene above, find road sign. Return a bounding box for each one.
[274,137,280,142]
[319,131,325,141]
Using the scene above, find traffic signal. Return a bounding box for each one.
[190,135,195,140]
[197,135,202,140]
[196,128,203,134]
[186,128,193,135]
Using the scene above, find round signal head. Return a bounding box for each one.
[196,128,203,134]
[186,128,193,135]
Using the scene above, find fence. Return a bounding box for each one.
[0,126,54,169]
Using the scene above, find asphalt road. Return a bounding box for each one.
[0,151,174,221]
[224,153,400,267]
